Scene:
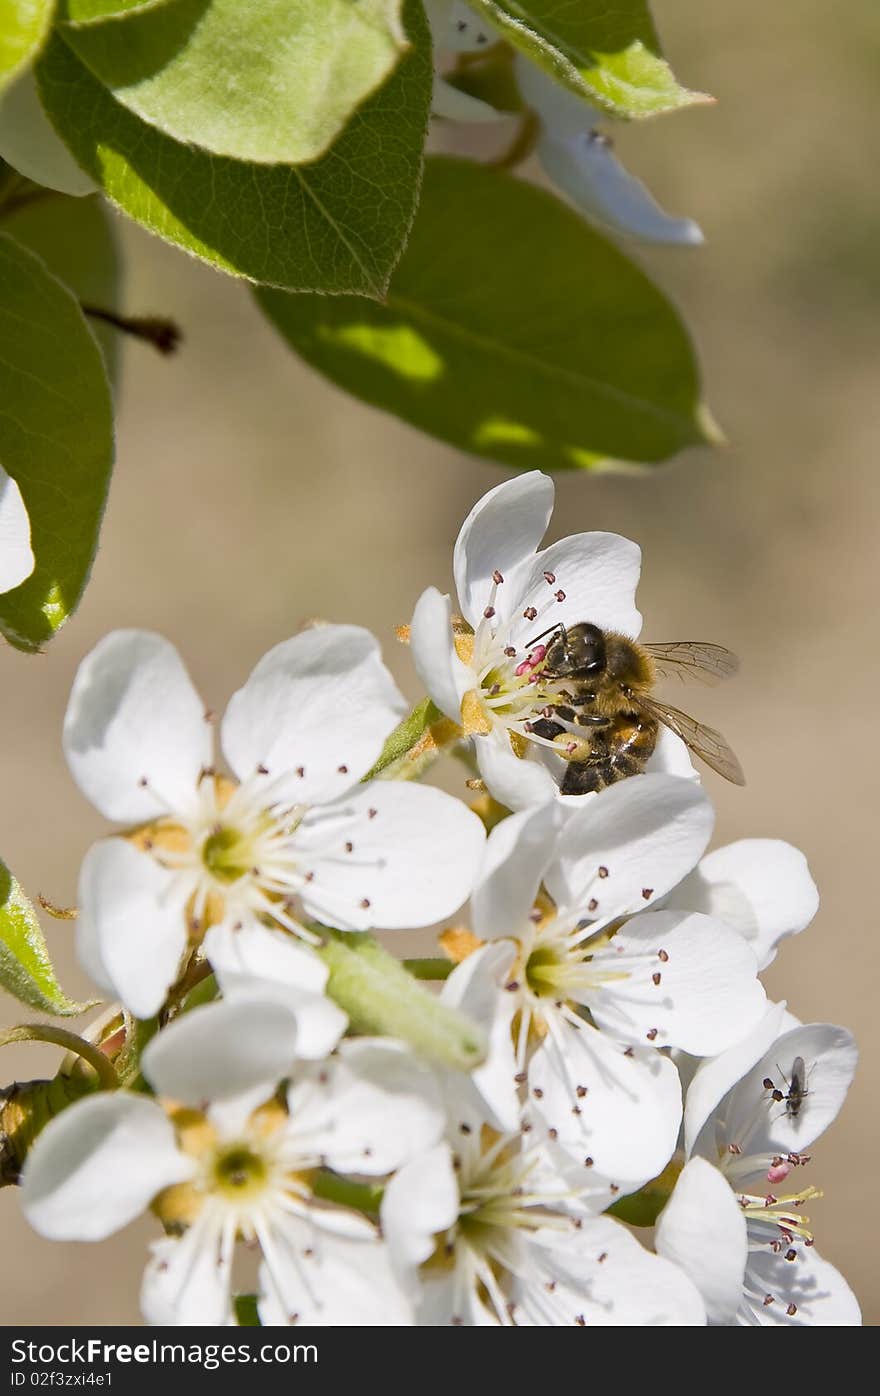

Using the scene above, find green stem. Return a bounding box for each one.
[402,957,453,981]
[311,1169,384,1217]
[0,1024,118,1090]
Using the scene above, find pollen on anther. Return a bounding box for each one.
[576,1085,587,1098]
[598,866,609,879]
[338,764,349,774]
[786,1303,798,1317]
[345,842,354,853]
[658,949,669,963]
[555,590,566,603]
[492,570,504,585]
[642,888,653,900]
[598,1252,608,1264]
[514,1071,527,1083]
[532,1087,544,1098]
[763,1294,774,1307]
[543,571,556,585]
[609,1184,619,1195]
[368,808,377,819]
[459,1122,471,1135]
[505,980,520,992]
[296,766,305,778]
[575,1315,586,1327]
[523,607,538,621]
[646,1028,658,1041]
[548,1127,558,1140]
[484,606,496,620]
[138,776,149,788]
[504,646,517,657]
[763,1077,775,1090]
[360,897,371,909]
[256,763,269,775]
[584,1157,593,1168]
[652,972,662,986]
[785,1248,797,1262]
[588,898,599,912]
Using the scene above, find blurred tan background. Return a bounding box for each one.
[1,0,878,1324]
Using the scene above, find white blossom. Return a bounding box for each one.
[424,3,701,245]
[440,775,766,1196]
[64,626,486,1017]
[381,1083,706,1325]
[411,471,693,811]
[656,1005,860,1325]
[21,1002,443,1326]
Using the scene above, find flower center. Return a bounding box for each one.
[201,824,255,883]
[211,1143,270,1200]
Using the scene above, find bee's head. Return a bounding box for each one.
[543,622,606,678]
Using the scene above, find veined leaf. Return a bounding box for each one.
[468,0,708,118]
[0,860,95,1015]
[256,157,717,472]
[61,0,411,167]
[0,232,114,649]
[0,0,55,93]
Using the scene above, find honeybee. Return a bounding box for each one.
[528,623,745,796]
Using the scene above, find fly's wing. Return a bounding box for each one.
[634,693,746,785]
[642,641,739,686]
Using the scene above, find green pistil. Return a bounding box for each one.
[212,1145,268,1199]
[202,825,251,883]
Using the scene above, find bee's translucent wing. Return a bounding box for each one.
[634,693,746,785]
[642,641,739,686]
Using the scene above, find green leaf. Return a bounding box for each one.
[3,190,121,377]
[0,0,55,93]
[0,232,114,649]
[468,0,708,118]
[256,157,717,472]
[66,0,172,20]
[62,0,410,166]
[0,861,96,1015]
[35,0,431,296]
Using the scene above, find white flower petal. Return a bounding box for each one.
[22,1093,192,1241]
[739,1247,861,1327]
[257,1226,412,1326]
[548,773,714,918]
[0,70,96,196]
[515,1220,706,1326]
[589,910,765,1056]
[453,472,554,628]
[297,781,485,931]
[722,1023,858,1160]
[0,466,33,593]
[78,839,190,1019]
[644,724,698,781]
[441,941,519,1132]
[655,1158,747,1325]
[381,1144,460,1275]
[672,839,819,970]
[475,730,558,812]
[528,1025,682,1195]
[684,1001,790,1158]
[514,53,599,140]
[204,923,347,1060]
[142,1225,233,1327]
[471,802,561,940]
[410,586,471,722]
[64,631,212,823]
[221,624,406,805]
[511,531,642,648]
[537,132,703,246]
[287,1039,443,1176]
[142,999,300,1106]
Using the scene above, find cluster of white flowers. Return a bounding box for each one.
[425,0,703,246]
[16,473,859,1325]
